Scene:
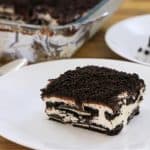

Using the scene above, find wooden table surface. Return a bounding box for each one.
[0,0,150,149]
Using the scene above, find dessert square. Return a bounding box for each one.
[41,66,145,135]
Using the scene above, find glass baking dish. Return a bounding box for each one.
[0,0,124,64]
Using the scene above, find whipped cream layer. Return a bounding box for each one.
[43,88,144,133]
[0,4,58,25]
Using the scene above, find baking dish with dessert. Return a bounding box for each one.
[0,0,124,64]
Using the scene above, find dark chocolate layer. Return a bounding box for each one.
[73,123,124,136]
[0,0,100,25]
[41,66,145,110]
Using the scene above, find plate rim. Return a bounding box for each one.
[0,58,150,150]
[12,58,150,71]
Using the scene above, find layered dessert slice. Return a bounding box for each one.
[41,66,145,135]
[0,0,100,25]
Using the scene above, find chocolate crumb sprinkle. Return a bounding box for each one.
[138,48,142,52]
[41,66,145,110]
[144,50,150,55]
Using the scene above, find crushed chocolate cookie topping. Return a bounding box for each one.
[41,66,145,109]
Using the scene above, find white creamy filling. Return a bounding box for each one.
[34,25,89,57]
[84,102,139,130]
[90,125,106,131]
[45,101,139,130]
[0,6,14,14]
[83,88,144,129]
[37,13,58,25]
[44,90,143,130]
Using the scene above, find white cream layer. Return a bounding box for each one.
[44,89,144,130]
[0,6,14,14]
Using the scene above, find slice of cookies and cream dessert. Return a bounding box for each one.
[41,66,145,135]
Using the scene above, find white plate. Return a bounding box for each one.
[0,59,150,150]
[105,15,150,66]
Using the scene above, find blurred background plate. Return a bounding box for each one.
[105,15,150,66]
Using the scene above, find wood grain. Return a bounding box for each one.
[0,0,150,149]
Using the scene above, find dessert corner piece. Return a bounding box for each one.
[41,66,145,135]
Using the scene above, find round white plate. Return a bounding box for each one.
[0,59,150,150]
[105,15,150,66]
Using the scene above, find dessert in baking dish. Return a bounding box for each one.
[0,0,100,25]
